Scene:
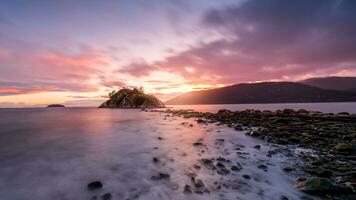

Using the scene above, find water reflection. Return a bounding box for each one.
[0,108,309,200]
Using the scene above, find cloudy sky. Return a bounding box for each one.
[0,0,356,107]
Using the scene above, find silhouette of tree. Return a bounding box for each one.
[108,90,116,98]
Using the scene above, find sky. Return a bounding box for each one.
[0,0,356,107]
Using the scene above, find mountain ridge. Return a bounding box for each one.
[301,76,356,93]
[165,82,356,105]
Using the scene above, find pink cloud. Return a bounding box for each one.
[0,44,111,95]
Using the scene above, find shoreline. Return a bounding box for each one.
[148,108,356,199]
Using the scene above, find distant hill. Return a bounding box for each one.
[301,76,356,93]
[165,82,356,105]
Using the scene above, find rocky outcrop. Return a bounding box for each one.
[47,104,65,107]
[99,88,164,109]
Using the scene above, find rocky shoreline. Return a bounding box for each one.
[148,108,356,199]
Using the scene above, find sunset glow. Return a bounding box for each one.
[1,0,356,107]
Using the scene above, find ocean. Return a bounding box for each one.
[1,103,353,200]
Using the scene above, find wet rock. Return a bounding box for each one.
[193,142,204,146]
[280,195,289,200]
[193,164,201,169]
[193,179,205,188]
[296,177,351,195]
[197,119,206,124]
[215,139,225,143]
[296,177,307,182]
[234,125,243,131]
[102,193,112,200]
[338,112,350,116]
[152,157,159,163]
[334,143,354,152]
[283,167,294,172]
[216,157,227,162]
[247,130,260,137]
[87,181,103,191]
[151,173,170,181]
[305,167,333,178]
[183,185,192,194]
[231,163,243,171]
[257,164,268,171]
[276,139,289,145]
[254,144,261,149]
[200,159,215,169]
[217,168,230,175]
[191,178,209,194]
[242,174,251,179]
[216,162,225,168]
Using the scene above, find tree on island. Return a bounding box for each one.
[100,86,164,109]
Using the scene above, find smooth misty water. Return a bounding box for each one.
[0,106,332,200]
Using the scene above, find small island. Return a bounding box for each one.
[47,104,65,108]
[99,88,165,109]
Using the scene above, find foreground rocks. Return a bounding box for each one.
[99,88,165,109]
[296,177,352,195]
[151,108,356,198]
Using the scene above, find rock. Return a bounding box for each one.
[151,173,170,181]
[231,163,242,171]
[191,178,209,194]
[337,112,350,116]
[47,104,65,108]
[296,177,350,195]
[296,177,307,182]
[200,159,215,169]
[254,144,261,149]
[276,139,289,145]
[217,168,230,175]
[193,179,205,188]
[216,162,225,168]
[193,142,204,146]
[102,193,112,200]
[216,157,227,162]
[193,164,201,169]
[242,174,251,179]
[280,196,289,200]
[234,125,243,131]
[197,119,207,124]
[258,164,268,171]
[151,173,171,181]
[87,181,103,191]
[153,157,159,163]
[99,88,164,108]
[283,167,294,172]
[334,143,354,152]
[183,185,192,194]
